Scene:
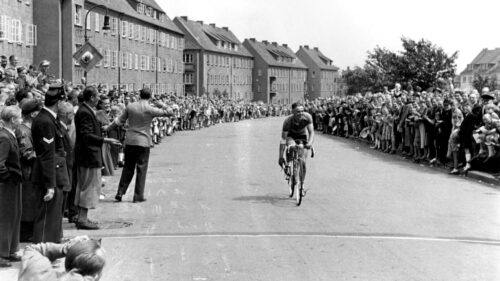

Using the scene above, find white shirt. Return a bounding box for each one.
[43,107,57,119]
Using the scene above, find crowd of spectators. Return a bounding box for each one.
[306,80,500,176]
[0,55,285,269]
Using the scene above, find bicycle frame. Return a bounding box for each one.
[287,143,306,205]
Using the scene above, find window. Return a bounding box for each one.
[146,56,150,71]
[157,58,161,72]
[94,13,100,32]
[85,11,91,30]
[141,25,146,41]
[183,54,193,63]
[111,17,118,35]
[135,24,140,41]
[103,49,110,67]
[128,22,134,39]
[140,55,146,70]
[121,51,128,69]
[151,57,156,72]
[179,38,184,50]
[170,36,175,49]
[145,27,150,43]
[137,3,145,14]
[111,50,118,68]
[129,53,133,70]
[165,34,170,48]
[135,54,139,70]
[149,28,155,44]
[25,24,37,46]
[121,20,128,37]
[75,5,82,26]
[184,73,193,84]
[11,19,21,44]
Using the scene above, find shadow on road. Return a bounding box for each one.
[233,193,298,208]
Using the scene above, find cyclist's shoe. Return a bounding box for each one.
[301,187,307,198]
[289,183,295,198]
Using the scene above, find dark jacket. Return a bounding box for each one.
[0,128,21,183]
[32,108,70,190]
[74,103,104,168]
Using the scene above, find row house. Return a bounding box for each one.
[0,0,37,67]
[173,16,253,99]
[458,48,500,92]
[35,0,184,94]
[296,45,340,99]
[243,38,307,104]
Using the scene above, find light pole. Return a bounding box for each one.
[83,4,110,86]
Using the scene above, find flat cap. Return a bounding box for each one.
[20,98,41,114]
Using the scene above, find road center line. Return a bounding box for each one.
[99,233,500,245]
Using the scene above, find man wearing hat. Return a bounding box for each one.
[15,99,41,242]
[481,87,495,105]
[31,84,70,243]
[36,60,51,86]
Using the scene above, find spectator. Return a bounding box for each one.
[74,86,120,230]
[18,236,106,281]
[16,99,41,242]
[0,106,23,268]
[32,84,70,243]
[111,87,173,203]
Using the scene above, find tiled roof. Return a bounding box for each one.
[135,0,162,11]
[243,39,307,69]
[173,17,252,58]
[297,46,339,71]
[87,0,183,35]
[459,48,500,76]
[470,48,500,65]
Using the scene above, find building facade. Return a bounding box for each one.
[0,0,37,67]
[296,45,340,99]
[173,16,253,99]
[34,0,184,94]
[458,48,500,92]
[243,39,307,104]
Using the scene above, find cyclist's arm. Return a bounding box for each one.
[306,123,314,147]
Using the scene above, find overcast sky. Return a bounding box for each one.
[158,0,500,72]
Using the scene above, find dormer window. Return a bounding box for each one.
[137,3,145,14]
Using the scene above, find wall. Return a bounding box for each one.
[0,0,35,67]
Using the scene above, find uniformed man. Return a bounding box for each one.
[31,84,70,243]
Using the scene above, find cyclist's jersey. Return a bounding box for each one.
[282,113,313,141]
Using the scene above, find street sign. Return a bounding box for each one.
[72,42,103,72]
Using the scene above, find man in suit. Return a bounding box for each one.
[0,106,23,267]
[31,84,70,244]
[110,88,173,203]
[57,101,75,221]
[74,86,120,230]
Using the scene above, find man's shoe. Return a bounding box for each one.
[115,194,122,202]
[133,198,147,203]
[8,254,22,262]
[75,220,100,230]
[0,258,11,267]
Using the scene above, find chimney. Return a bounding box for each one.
[262,40,269,45]
[209,23,216,28]
[222,27,229,31]
[314,47,319,51]
[304,45,309,49]
[196,20,204,25]
[249,38,256,42]
[271,42,278,46]
[180,16,188,21]
[283,44,288,48]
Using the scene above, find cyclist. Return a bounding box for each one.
[278,101,314,192]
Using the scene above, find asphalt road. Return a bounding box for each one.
[2,116,500,281]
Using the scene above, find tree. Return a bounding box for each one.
[345,37,458,93]
[473,74,497,92]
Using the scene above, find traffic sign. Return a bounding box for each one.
[72,42,103,72]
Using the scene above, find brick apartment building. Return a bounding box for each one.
[296,45,340,99]
[457,48,500,92]
[34,0,184,94]
[243,39,307,104]
[0,0,37,67]
[173,16,253,99]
